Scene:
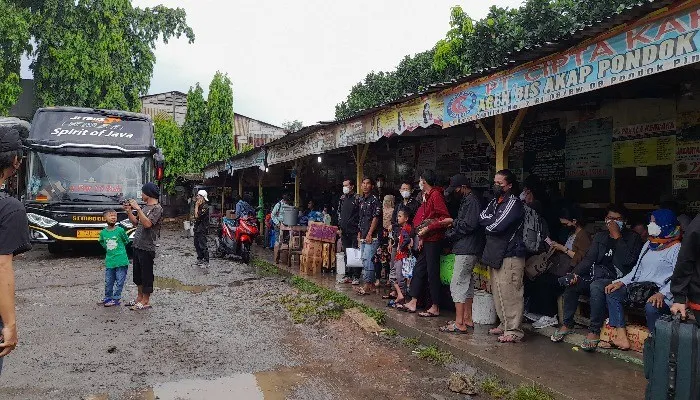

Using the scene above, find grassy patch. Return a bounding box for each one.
[289,276,386,325]
[252,258,281,276]
[381,328,398,337]
[279,293,343,324]
[402,337,420,347]
[510,384,555,400]
[481,378,511,399]
[415,345,453,366]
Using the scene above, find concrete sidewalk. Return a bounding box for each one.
[254,247,646,400]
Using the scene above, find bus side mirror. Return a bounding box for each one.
[154,149,165,182]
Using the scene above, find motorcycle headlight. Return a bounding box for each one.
[120,219,133,229]
[27,213,58,228]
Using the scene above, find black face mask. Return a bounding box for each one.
[493,184,504,197]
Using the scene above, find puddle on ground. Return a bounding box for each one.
[87,368,305,400]
[153,276,214,294]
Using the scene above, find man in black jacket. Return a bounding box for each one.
[552,204,643,351]
[441,175,484,334]
[338,178,361,284]
[671,214,700,320]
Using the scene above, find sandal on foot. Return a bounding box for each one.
[488,328,504,336]
[395,304,416,313]
[498,334,523,343]
[418,311,440,318]
[598,341,630,351]
[382,293,397,300]
[439,322,469,334]
[550,329,573,343]
[124,300,139,307]
[580,338,600,352]
[129,302,152,311]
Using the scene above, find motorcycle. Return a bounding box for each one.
[214,216,259,264]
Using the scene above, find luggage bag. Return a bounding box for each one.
[644,315,700,400]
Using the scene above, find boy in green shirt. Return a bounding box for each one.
[98,209,130,307]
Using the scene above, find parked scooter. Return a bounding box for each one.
[214,215,259,264]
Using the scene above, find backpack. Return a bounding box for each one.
[522,204,543,253]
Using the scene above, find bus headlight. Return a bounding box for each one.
[120,219,133,229]
[27,213,58,228]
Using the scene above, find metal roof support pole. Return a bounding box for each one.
[258,169,264,234]
[294,160,301,208]
[238,172,244,197]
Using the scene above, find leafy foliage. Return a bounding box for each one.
[206,71,235,165]
[182,83,208,171]
[335,0,642,120]
[20,0,194,111]
[0,0,31,114]
[154,115,186,194]
[281,120,304,133]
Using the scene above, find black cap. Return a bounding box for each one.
[0,126,24,153]
[445,174,471,195]
[142,182,160,199]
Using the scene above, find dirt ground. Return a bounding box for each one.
[0,226,477,400]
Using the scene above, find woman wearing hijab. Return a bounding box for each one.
[603,209,682,350]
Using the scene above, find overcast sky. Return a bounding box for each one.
[22,0,524,127]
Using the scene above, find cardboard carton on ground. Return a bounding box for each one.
[600,319,649,353]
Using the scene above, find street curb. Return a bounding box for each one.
[381,315,573,400]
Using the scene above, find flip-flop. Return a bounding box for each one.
[550,329,573,343]
[580,338,601,352]
[382,294,397,300]
[129,302,152,311]
[418,311,440,318]
[488,328,504,336]
[395,304,416,313]
[124,300,139,307]
[439,322,469,334]
[598,341,630,351]
[498,334,523,343]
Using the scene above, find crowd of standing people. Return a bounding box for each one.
[332,168,700,349]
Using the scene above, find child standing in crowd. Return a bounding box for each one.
[389,209,412,305]
[98,209,130,307]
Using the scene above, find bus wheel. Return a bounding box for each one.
[47,243,63,254]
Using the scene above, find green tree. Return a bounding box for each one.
[24,0,194,111]
[206,71,234,164]
[0,0,31,114]
[281,120,304,133]
[433,6,474,77]
[182,83,208,171]
[154,115,186,194]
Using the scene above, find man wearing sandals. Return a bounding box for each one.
[440,174,484,335]
[552,204,643,350]
[356,177,381,295]
[124,183,163,311]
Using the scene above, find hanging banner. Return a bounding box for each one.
[566,118,613,179]
[442,3,700,127]
[267,129,324,165]
[367,95,445,143]
[336,120,366,148]
[523,119,566,182]
[613,120,676,140]
[228,148,266,173]
[674,140,700,179]
[612,135,676,167]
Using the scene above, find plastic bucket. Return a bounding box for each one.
[472,290,497,325]
[283,207,298,226]
[335,253,346,282]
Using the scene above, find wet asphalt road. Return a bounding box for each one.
[0,225,471,400]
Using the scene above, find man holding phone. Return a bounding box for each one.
[0,126,32,374]
[551,204,643,351]
[123,183,162,311]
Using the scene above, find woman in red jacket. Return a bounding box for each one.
[398,170,452,317]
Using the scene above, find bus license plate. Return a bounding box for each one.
[77,230,100,238]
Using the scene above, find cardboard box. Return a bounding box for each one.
[600,320,649,353]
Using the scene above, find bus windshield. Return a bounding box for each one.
[26,153,151,203]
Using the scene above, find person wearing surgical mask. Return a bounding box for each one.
[552,203,644,352]
[338,178,361,284]
[603,209,681,350]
